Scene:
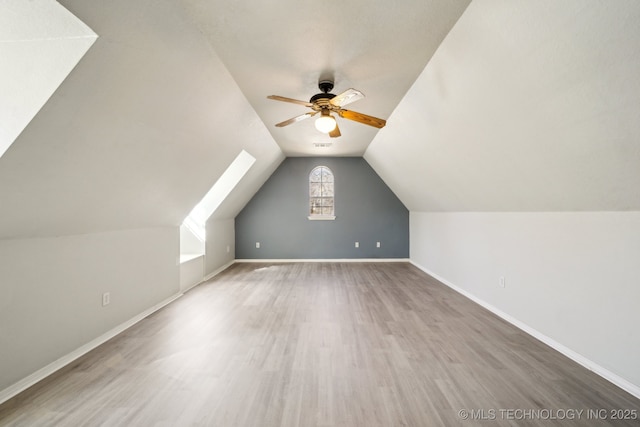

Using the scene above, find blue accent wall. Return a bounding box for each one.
[235,157,409,259]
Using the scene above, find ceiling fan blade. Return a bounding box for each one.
[329,122,341,138]
[267,95,313,107]
[275,111,317,127]
[330,88,364,107]
[338,109,386,128]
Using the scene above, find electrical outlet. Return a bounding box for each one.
[256,242,260,249]
[499,276,505,288]
[355,242,359,248]
[226,245,230,253]
[102,292,110,306]
[376,241,381,248]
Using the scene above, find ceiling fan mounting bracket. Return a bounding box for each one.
[318,80,334,93]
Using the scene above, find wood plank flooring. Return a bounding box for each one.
[1,262,639,426]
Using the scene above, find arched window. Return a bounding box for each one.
[309,166,335,219]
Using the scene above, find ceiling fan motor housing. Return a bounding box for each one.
[310,80,336,105]
[310,92,336,103]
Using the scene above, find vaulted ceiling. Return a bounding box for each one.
[179,0,470,156]
[1,0,639,240]
[366,0,640,212]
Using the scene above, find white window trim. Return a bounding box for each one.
[308,165,335,220]
[308,215,336,221]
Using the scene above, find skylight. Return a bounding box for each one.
[0,0,97,159]
[181,149,256,246]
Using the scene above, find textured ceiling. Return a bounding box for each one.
[366,0,640,211]
[0,0,96,159]
[180,0,470,156]
[1,0,639,240]
[0,0,284,238]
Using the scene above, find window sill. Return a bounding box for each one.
[180,253,204,264]
[308,215,336,221]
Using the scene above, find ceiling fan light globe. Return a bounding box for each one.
[315,115,337,133]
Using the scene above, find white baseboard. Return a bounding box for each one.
[203,259,236,282]
[410,261,640,400]
[235,258,410,263]
[180,259,236,293]
[0,292,182,406]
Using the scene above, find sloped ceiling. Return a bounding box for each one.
[0,0,283,239]
[0,0,96,159]
[366,0,640,211]
[1,0,638,240]
[179,0,471,156]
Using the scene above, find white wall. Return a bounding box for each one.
[180,224,205,255]
[180,256,204,292]
[410,211,640,395]
[0,227,179,395]
[204,218,235,277]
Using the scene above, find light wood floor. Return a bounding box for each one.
[1,262,638,426]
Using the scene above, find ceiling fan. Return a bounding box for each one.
[267,80,386,138]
